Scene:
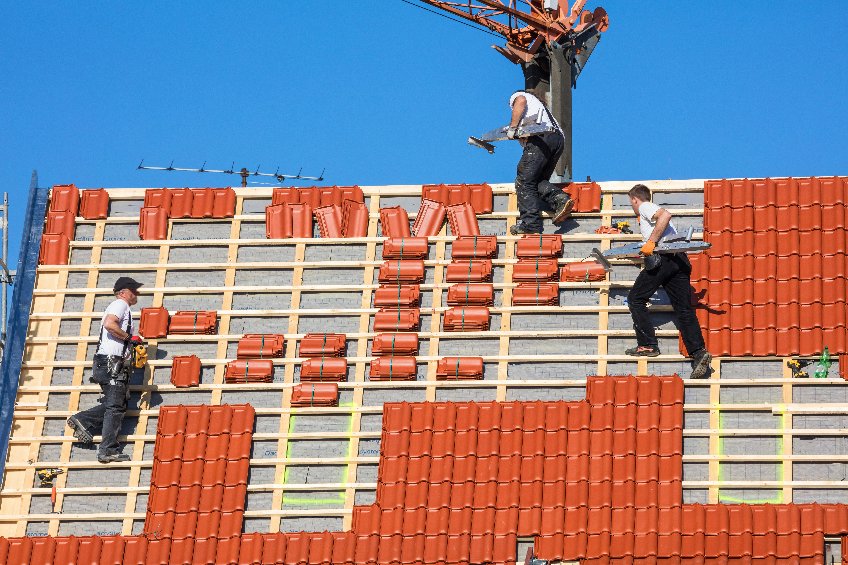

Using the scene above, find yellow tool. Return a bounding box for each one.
[36,467,64,488]
[613,220,632,234]
[133,343,148,369]
[788,359,809,378]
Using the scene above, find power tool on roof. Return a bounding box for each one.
[613,220,632,234]
[36,467,64,488]
[788,359,810,379]
[128,336,148,369]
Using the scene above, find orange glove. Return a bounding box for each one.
[641,240,656,256]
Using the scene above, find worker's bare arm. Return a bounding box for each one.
[509,95,527,128]
[103,314,130,341]
[647,208,672,243]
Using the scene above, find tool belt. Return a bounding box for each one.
[91,354,129,384]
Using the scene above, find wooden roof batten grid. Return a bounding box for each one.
[3,178,848,543]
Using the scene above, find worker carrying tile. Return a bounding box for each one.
[506,90,574,235]
[625,184,712,379]
[67,277,144,463]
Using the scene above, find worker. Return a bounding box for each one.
[625,184,712,379]
[506,90,574,235]
[66,276,144,463]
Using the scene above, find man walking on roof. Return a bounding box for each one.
[506,90,574,235]
[67,277,144,463]
[625,184,712,379]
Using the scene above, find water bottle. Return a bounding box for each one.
[813,346,831,379]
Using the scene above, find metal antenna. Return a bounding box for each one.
[137,161,325,187]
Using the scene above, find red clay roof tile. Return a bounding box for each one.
[299,333,346,357]
[236,334,285,359]
[38,233,70,265]
[513,258,560,282]
[373,308,420,332]
[300,357,348,382]
[340,198,369,237]
[445,259,493,282]
[411,198,446,237]
[560,261,607,282]
[446,283,494,306]
[382,237,429,260]
[446,202,480,236]
[422,183,493,214]
[512,282,559,305]
[79,188,110,219]
[170,355,201,388]
[374,284,421,308]
[139,306,169,339]
[138,206,169,240]
[369,356,418,381]
[224,359,274,383]
[451,235,498,259]
[379,206,411,238]
[516,234,563,258]
[144,188,172,214]
[168,310,217,335]
[314,204,343,238]
[49,184,80,214]
[371,332,419,357]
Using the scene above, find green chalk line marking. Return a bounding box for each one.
[282,402,356,506]
[717,410,784,504]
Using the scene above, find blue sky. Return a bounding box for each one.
[1,1,846,265]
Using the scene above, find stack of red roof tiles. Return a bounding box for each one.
[225,334,285,384]
[694,176,848,356]
[513,234,563,306]
[291,334,343,408]
[266,186,367,239]
[10,375,848,563]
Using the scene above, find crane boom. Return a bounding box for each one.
[412,0,610,183]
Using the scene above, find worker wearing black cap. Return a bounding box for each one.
[67,276,143,463]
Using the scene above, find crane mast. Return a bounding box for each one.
[417,0,609,182]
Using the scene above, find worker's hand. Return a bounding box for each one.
[640,240,656,256]
[506,126,518,140]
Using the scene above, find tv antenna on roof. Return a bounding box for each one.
[137,161,325,187]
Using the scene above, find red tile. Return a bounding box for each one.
[378,260,426,284]
[513,258,559,282]
[436,357,484,379]
[369,356,417,381]
[445,259,493,282]
[374,285,421,308]
[50,184,80,214]
[382,237,429,260]
[224,359,274,384]
[299,333,346,357]
[446,202,480,236]
[515,234,563,258]
[512,282,559,305]
[168,310,217,335]
[560,261,607,282]
[170,355,201,388]
[38,233,70,265]
[45,210,76,239]
[139,206,169,240]
[371,332,419,356]
[446,283,494,306]
[290,382,338,406]
[412,198,446,237]
[79,188,110,219]
[451,235,498,259]
[237,334,285,359]
[443,306,490,331]
[211,187,236,218]
[314,204,343,238]
[422,183,493,214]
[189,188,215,218]
[139,306,170,338]
[564,182,601,212]
[379,206,411,238]
[300,357,348,382]
[373,308,420,332]
[341,198,369,237]
[167,187,194,218]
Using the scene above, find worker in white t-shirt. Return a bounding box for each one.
[625,184,712,379]
[506,90,573,235]
[67,277,144,463]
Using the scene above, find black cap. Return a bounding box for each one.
[113,277,143,294]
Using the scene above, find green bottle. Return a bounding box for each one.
[813,346,831,379]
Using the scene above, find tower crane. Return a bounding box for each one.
[412,1,610,182]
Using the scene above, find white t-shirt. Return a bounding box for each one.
[638,201,677,242]
[98,299,133,357]
[508,91,561,132]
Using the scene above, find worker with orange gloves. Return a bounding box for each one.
[625,184,712,379]
[506,90,573,235]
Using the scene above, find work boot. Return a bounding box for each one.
[509,223,541,236]
[625,345,661,357]
[689,349,713,379]
[98,452,131,464]
[67,416,93,444]
[550,193,574,225]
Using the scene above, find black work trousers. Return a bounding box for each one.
[628,253,706,355]
[515,132,564,232]
[73,357,129,456]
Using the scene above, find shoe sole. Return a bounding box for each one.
[625,350,661,358]
[552,199,575,225]
[690,352,713,379]
[67,417,93,444]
